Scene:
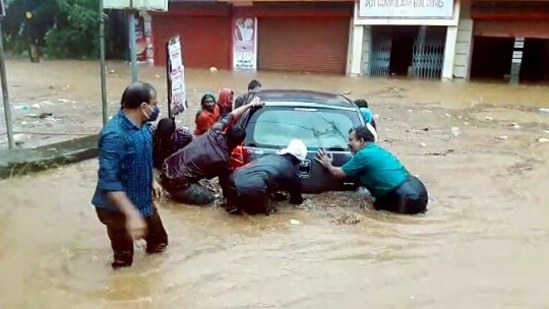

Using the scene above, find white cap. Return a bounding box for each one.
[277,139,307,161]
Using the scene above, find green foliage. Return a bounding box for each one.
[43,0,100,59]
[1,0,125,60]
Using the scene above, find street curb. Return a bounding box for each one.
[0,135,99,180]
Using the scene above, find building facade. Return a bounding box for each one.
[348,0,462,80]
[468,0,549,83]
[150,0,354,75]
[146,0,549,83]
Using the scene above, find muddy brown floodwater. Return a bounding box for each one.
[1,60,549,308]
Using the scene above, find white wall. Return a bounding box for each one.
[452,2,473,79]
[350,0,463,79]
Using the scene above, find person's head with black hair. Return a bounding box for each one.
[200,93,217,112]
[347,125,375,154]
[247,80,262,93]
[354,99,368,109]
[120,81,159,125]
[157,118,176,139]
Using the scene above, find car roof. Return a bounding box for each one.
[258,89,357,110]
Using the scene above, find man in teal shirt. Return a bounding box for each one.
[315,126,428,214]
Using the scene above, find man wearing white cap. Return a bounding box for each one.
[223,139,307,215]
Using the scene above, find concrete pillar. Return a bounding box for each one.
[349,25,364,76]
[442,25,458,80]
[510,37,524,85]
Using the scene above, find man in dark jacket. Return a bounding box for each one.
[160,97,263,205]
[234,79,262,109]
[224,139,307,216]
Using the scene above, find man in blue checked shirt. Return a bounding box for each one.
[91,81,168,270]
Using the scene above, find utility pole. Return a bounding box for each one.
[99,0,108,125]
[128,3,138,82]
[0,0,15,149]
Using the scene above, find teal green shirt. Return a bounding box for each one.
[341,143,409,198]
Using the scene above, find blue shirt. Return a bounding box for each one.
[91,109,154,217]
[341,143,409,198]
[360,107,374,124]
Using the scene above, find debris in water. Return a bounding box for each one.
[539,108,549,114]
[289,219,301,225]
[544,130,549,134]
[334,214,362,225]
[444,113,451,117]
[451,127,460,137]
[58,98,71,103]
[420,142,427,147]
[485,116,493,121]
[155,74,161,78]
[511,123,521,129]
[425,149,455,156]
[209,67,218,73]
[497,135,509,140]
[31,103,41,109]
[537,138,549,143]
[344,90,351,95]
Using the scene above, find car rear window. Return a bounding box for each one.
[246,106,362,150]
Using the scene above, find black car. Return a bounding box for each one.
[232,89,365,194]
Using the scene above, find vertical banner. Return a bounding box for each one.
[141,10,154,65]
[166,36,187,118]
[134,15,147,63]
[232,17,257,71]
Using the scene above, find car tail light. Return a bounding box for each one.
[230,144,247,170]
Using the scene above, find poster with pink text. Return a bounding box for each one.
[232,17,257,71]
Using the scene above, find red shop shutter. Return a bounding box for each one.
[152,15,232,69]
[257,17,350,74]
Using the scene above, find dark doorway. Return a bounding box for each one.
[470,36,514,81]
[520,38,549,82]
[389,26,418,76]
[390,37,415,76]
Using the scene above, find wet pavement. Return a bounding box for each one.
[1,60,549,308]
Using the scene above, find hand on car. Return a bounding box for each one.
[315,148,333,168]
[249,96,265,109]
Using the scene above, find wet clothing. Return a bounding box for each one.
[96,206,168,269]
[91,109,155,217]
[360,107,377,130]
[224,153,303,215]
[341,143,427,214]
[373,175,428,214]
[234,92,255,109]
[150,125,193,170]
[161,114,236,205]
[218,88,233,116]
[195,105,220,136]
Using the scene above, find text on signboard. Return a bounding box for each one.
[363,0,445,8]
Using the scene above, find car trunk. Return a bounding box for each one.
[233,104,363,194]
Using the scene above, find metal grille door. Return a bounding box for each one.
[369,28,392,77]
[411,26,446,79]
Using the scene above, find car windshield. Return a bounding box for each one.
[246,106,362,150]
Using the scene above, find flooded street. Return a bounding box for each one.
[1,60,549,308]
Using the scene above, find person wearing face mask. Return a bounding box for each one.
[223,139,307,216]
[160,97,265,205]
[195,93,220,136]
[315,126,428,215]
[91,81,168,270]
[150,118,194,170]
